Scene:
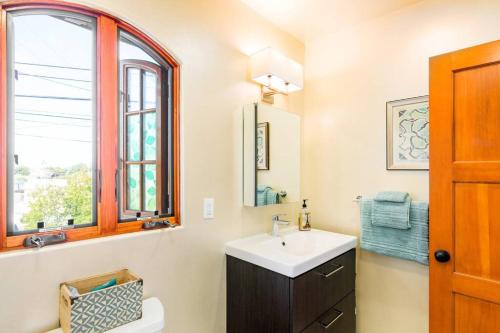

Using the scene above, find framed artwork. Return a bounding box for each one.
[256,122,269,170]
[386,96,429,170]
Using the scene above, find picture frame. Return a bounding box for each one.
[256,122,269,170]
[386,96,429,170]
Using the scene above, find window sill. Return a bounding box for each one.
[1,217,180,254]
[0,222,183,257]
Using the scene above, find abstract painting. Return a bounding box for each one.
[256,122,269,170]
[386,96,429,170]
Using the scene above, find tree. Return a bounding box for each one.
[22,165,93,229]
[21,185,66,229]
[15,165,30,176]
[62,167,93,225]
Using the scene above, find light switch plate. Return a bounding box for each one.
[203,198,215,219]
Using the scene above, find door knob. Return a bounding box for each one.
[434,250,450,263]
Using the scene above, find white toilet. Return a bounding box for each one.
[47,297,165,333]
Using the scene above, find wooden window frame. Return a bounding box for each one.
[0,0,180,251]
[120,60,169,218]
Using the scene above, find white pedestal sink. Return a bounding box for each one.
[225,228,357,278]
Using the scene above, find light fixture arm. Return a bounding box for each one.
[261,75,289,104]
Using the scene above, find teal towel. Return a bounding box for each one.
[257,185,270,193]
[372,196,411,230]
[361,199,429,265]
[374,191,409,203]
[256,185,270,206]
[256,185,279,206]
[266,190,279,205]
[91,278,117,292]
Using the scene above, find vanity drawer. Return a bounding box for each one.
[301,291,356,333]
[291,249,355,333]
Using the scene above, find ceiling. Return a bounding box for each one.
[240,0,422,42]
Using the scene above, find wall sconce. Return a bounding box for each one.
[250,47,303,104]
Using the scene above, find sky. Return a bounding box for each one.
[13,13,94,169]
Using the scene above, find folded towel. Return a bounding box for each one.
[360,199,429,265]
[374,191,409,203]
[372,195,411,230]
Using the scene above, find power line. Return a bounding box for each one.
[15,133,92,143]
[15,61,91,71]
[17,72,91,92]
[17,72,91,83]
[16,111,92,121]
[15,118,91,128]
[16,108,92,118]
[15,94,91,101]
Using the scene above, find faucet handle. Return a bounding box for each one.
[272,214,287,221]
[272,214,290,224]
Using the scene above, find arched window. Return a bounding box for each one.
[0,1,180,250]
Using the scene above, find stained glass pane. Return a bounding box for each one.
[143,71,157,109]
[127,165,140,211]
[127,68,140,112]
[144,164,156,211]
[127,114,140,161]
[143,112,156,160]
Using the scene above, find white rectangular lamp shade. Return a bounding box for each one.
[250,48,303,94]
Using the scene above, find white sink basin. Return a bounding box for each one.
[225,228,357,278]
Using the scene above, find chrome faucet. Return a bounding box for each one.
[271,214,290,237]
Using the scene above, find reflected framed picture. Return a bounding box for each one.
[386,96,429,170]
[257,122,269,170]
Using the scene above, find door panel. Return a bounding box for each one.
[454,63,500,161]
[455,294,500,333]
[430,40,500,333]
[454,183,500,280]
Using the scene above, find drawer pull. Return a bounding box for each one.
[318,264,344,278]
[320,309,344,329]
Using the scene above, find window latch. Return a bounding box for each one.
[23,232,67,249]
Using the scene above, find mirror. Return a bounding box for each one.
[243,103,300,206]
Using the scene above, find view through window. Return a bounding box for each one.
[8,11,96,233]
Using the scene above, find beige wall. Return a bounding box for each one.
[302,0,500,332]
[0,0,303,332]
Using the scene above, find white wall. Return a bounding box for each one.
[0,0,304,332]
[302,0,500,332]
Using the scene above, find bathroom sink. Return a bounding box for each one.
[225,228,357,277]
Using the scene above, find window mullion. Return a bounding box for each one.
[0,7,8,249]
[97,15,118,234]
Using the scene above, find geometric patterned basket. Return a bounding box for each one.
[60,269,143,333]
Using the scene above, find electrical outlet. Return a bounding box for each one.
[203,198,215,219]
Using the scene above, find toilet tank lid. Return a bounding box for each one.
[46,297,164,333]
[110,297,164,333]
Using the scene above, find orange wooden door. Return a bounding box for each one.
[430,41,500,333]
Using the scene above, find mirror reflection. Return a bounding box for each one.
[243,103,300,206]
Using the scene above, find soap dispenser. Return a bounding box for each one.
[298,199,311,231]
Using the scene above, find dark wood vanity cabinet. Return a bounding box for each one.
[227,249,356,333]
